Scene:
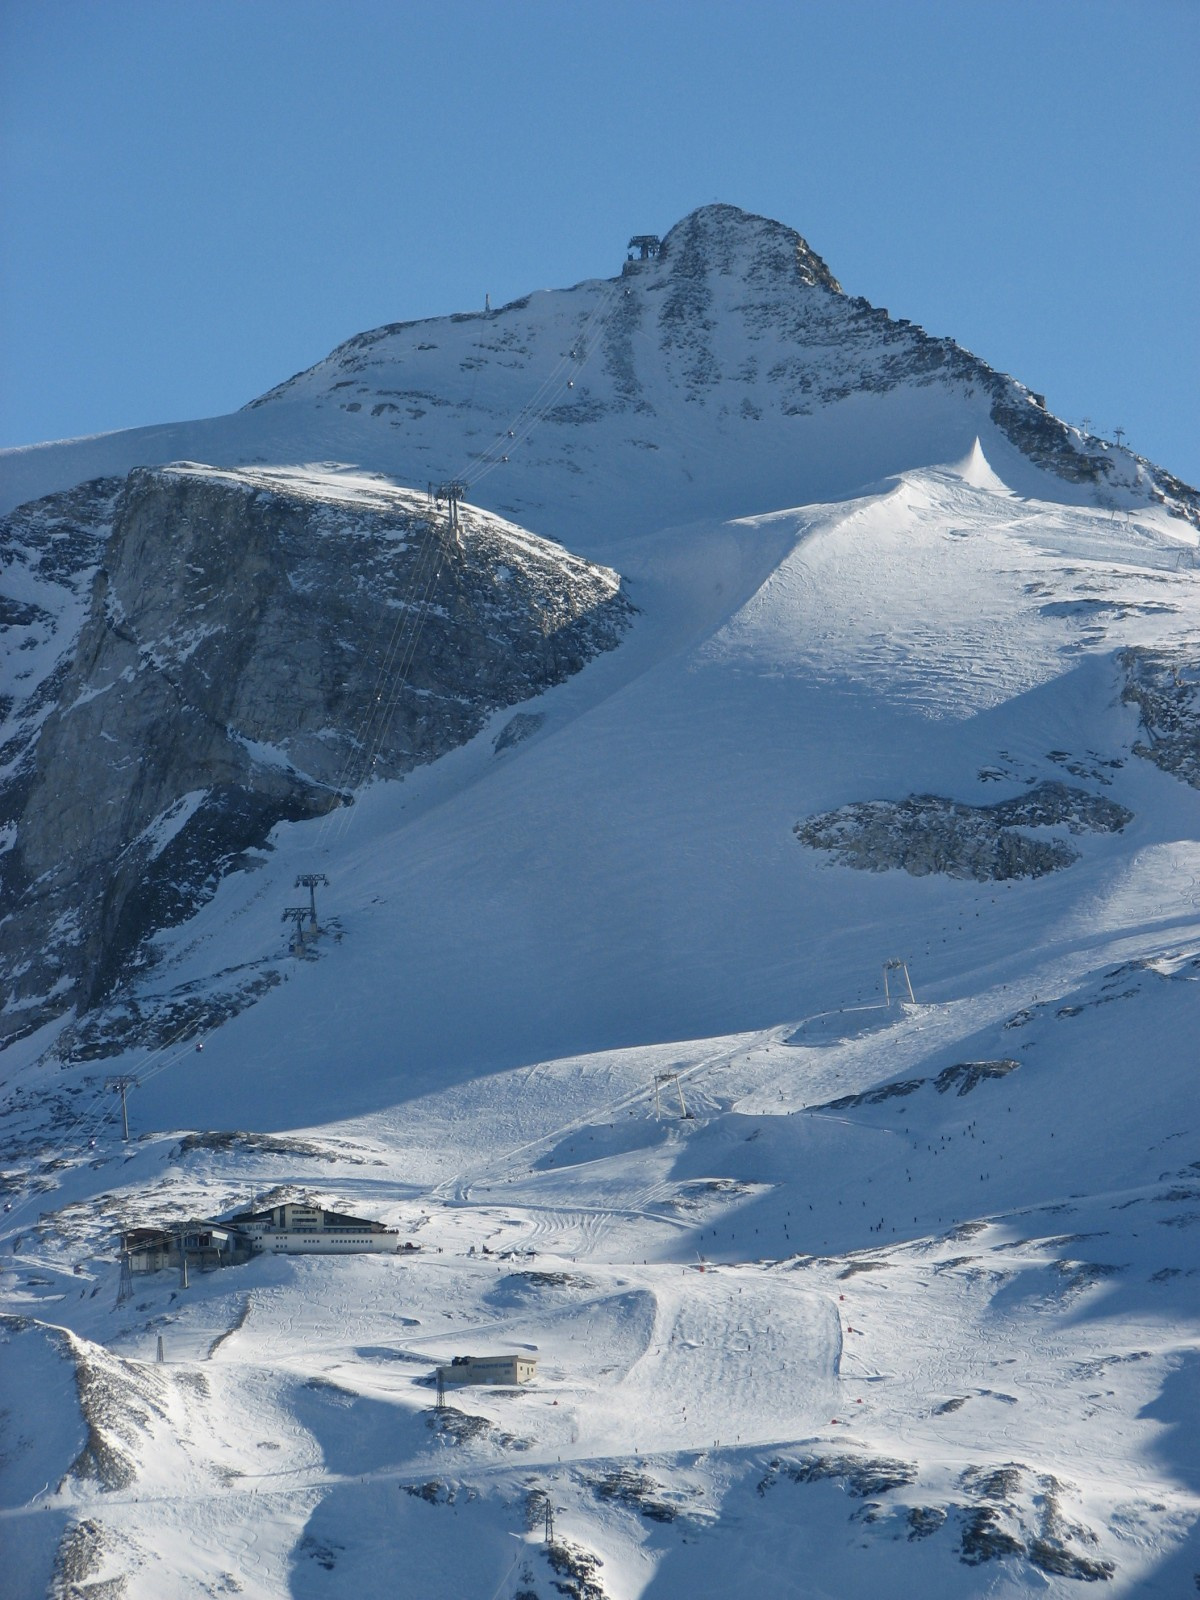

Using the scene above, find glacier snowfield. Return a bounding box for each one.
[3,454,1199,1598]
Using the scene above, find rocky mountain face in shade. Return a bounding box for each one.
[5,205,1200,1600]
[0,464,631,1042]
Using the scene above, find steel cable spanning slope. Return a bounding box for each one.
[456,278,625,493]
[2,1014,214,1229]
[312,502,451,848]
[321,522,451,848]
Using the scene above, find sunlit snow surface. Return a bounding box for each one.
[2,449,1199,1597]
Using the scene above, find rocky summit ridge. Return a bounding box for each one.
[1,205,1196,544]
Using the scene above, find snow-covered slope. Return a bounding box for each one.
[2,207,1199,1598]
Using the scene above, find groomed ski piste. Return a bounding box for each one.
[2,207,1199,1597]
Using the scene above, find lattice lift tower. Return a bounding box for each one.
[282,906,310,955]
[628,234,661,260]
[653,1070,689,1119]
[106,1075,137,1142]
[295,872,328,933]
[882,958,916,1005]
[435,481,468,547]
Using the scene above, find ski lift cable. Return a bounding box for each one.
[312,503,451,842]
[320,501,447,797]
[456,279,623,490]
[6,291,631,1226]
[462,306,618,487]
[324,563,448,851]
[60,1011,202,1136]
[368,543,454,753]
[459,286,621,485]
[322,525,450,847]
[315,463,496,825]
[1,1013,213,1230]
[460,328,584,470]
[316,276,626,845]
[327,526,449,821]
[326,530,442,800]
[320,286,623,830]
[325,536,451,847]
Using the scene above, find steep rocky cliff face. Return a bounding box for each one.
[0,464,631,1042]
[2,203,1197,1050]
[0,476,123,830]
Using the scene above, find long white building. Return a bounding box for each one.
[437,1354,538,1387]
[228,1202,404,1255]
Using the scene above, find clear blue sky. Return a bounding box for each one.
[2,0,1197,484]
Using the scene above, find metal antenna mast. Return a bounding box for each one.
[106,1075,137,1141]
[295,872,328,932]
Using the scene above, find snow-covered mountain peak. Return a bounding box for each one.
[3,207,1200,1599]
[5,202,1196,544]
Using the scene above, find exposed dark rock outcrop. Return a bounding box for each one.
[796,781,1131,881]
[811,1061,1015,1112]
[0,477,121,866]
[0,464,632,1042]
[908,1505,948,1539]
[50,1517,127,1600]
[1121,647,1200,787]
[544,1540,608,1600]
[935,1060,1020,1095]
[591,1468,679,1522]
[815,1079,927,1111]
[758,1452,917,1498]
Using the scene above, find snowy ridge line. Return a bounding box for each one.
[328,279,625,822]
[3,204,1199,542]
[5,218,1200,1595]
